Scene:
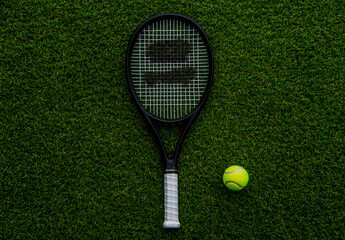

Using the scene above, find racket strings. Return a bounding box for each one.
[130,19,209,120]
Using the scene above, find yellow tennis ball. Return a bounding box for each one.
[223,165,249,191]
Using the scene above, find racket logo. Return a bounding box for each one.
[145,40,195,85]
[148,40,191,63]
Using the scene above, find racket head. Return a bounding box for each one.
[126,14,214,124]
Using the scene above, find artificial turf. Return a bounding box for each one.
[1,0,344,239]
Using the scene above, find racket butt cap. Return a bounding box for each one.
[163,220,180,229]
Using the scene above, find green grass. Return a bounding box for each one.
[1,0,344,239]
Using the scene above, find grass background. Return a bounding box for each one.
[1,0,344,239]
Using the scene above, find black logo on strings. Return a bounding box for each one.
[145,40,195,85]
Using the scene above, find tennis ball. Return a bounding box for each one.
[223,165,249,191]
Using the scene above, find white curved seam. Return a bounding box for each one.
[224,168,242,174]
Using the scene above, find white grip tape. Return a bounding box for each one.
[163,173,180,228]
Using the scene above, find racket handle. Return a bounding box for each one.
[163,173,180,228]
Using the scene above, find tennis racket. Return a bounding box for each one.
[126,14,214,228]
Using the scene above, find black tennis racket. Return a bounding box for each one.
[126,14,213,228]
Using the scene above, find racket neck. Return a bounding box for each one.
[164,157,178,174]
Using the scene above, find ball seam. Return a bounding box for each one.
[225,181,243,188]
[224,168,243,174]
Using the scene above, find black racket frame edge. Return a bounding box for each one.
[126,13,214,173]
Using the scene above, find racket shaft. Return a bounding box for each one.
[163,173,180,228]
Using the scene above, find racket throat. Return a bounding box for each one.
[164,157,178,174]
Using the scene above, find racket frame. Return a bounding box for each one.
[126,13,213,172]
